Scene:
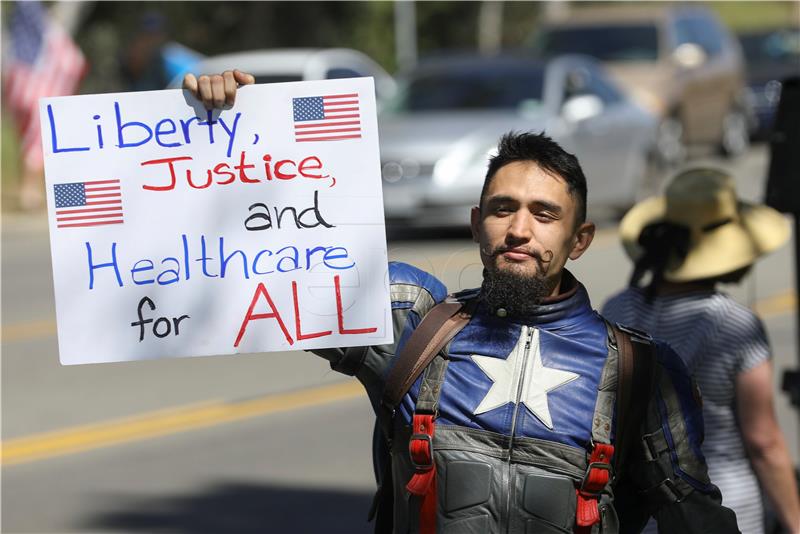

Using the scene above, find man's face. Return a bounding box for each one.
[471,161,594,298]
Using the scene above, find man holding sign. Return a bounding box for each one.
[181,72,739,534]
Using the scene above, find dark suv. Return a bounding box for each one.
[531,5,750,164]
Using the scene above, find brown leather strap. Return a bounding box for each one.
[381,300,473,413]
[613,326,656,474]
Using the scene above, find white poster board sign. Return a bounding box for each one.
[40,78,392,365]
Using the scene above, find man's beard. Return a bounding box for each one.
[480,261,555,317]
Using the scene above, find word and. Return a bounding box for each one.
[131,296,190,341]
[244,190,334,231]
[234,274,378,347]
[47,102,242,158]
[85,235,355,289]
[139,152,335,191]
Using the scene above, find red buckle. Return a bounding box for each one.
[575,443,614,528]
[407,414,436,497]
[409,433,434,469]
[408,414,435,471]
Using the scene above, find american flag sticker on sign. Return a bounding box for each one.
[292,93,361,142]
[53,179,123,228]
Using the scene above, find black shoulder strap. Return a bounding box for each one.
[379,298,475,425]
[613,324,657,473]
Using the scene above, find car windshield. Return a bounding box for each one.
[739,30,800,64]
[536,25,659,61]
[389,64,544,112]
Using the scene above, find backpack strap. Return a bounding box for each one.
[370,296,474,534]
[612,322,657,474]
[576,321,657,533]
[379,297,475,427]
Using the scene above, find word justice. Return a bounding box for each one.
[139,151,336,191]
[233,275,378,348]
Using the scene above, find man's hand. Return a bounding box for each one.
[182,69,255,110]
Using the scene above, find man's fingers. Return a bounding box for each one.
[233,69,256,86]
[223,70,237,106]
[186,70,253,110]
[210,74,226,109]
[197,75,213,110]
[182,73,198,94]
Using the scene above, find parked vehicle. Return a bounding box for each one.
[379,54,658,229]
[738,28,800,139]
[168,48,397,103]
[531,5,750,163]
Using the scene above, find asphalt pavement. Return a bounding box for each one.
[2,144,798,533]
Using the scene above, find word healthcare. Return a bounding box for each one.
[85,234,355,289]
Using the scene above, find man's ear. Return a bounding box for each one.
[470,206,481,243]
[569,221,595,260]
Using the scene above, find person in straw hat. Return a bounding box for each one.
[603,168,799,534]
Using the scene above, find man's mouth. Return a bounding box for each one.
[497,247,535,262]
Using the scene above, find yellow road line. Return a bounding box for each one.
[1,380,364,466]
[1,319,56,343]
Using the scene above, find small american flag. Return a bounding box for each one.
[54,179,123,228]
[292,93,362,142]
[3,1,87,170]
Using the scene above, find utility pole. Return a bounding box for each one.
[478,1,503,56]
[394,1,417,73]
[51,1,94,36]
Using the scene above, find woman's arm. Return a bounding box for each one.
[737,360,800,534]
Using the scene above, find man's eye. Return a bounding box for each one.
[535,212,555,222]
[494,206,512,215]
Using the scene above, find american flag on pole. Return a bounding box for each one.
[3,1,87,170]
[292,93,362,142]
[54,179,124,228]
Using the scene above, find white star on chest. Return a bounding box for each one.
[471,328,580,429]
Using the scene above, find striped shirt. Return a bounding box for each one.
[603,288,769,534]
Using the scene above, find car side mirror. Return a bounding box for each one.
[672,42,707,69]
[561,94,604,123]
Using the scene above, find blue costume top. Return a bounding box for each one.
[313,262,739,533]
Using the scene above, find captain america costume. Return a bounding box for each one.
[313,261,740,533]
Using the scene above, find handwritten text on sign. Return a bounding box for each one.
[40,78,391,365]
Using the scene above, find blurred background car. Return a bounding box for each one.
[530,5,751,165]
[379,54,658,229]
[167,47,397,103]
[738,27,800,140]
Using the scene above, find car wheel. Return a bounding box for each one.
[655,116,687,167]
[720,107,750,157]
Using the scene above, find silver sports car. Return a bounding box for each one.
[379,54,659,228]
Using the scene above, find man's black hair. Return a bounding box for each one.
[481,131,588,225]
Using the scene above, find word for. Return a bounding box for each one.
[244,190,334,231]
[139,151,336,191]
[234,274,377,347]
[84,235,355,289]
[131,296,190,341]
[47,102,242,158]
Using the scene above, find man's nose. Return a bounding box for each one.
[507,210,534,242]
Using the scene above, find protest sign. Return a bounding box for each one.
[40,78,392,365]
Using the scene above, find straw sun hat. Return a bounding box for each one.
[619,168,790,282]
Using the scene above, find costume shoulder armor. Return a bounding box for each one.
[388,262,447,313]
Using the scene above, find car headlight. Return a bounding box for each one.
[628,87,668,117]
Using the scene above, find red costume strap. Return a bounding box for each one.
[575,442,614,533]
[407,413,436,534]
